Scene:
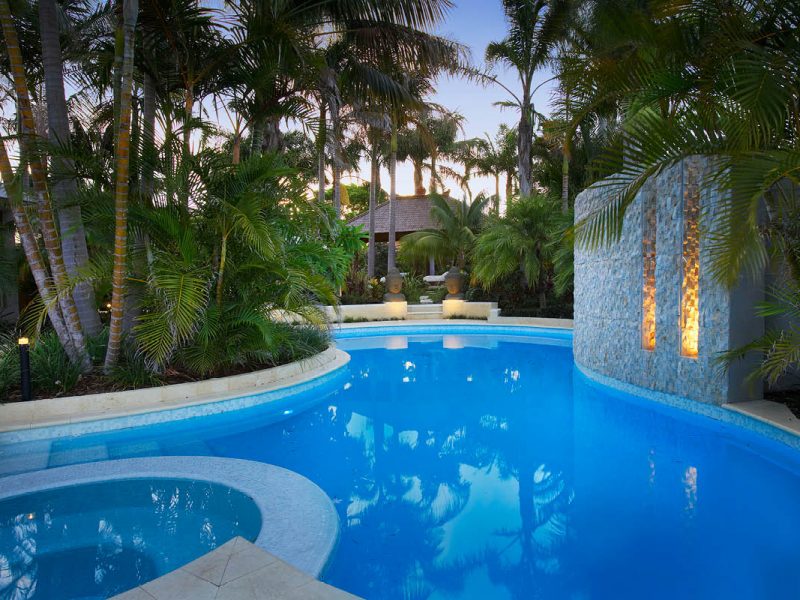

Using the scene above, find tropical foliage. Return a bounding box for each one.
[0,0,462,397]
[400,195,488,269]
[558,0,800,385]
[473,194,569,309]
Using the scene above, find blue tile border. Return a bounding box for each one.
[575,361,800,452]
[333,323,574,341]
[0,456,340,578]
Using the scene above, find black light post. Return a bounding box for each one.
[18,337,31,401]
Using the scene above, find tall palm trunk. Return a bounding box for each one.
[263,116,283,153]
[506,171,513,203]
[387,123,398,271]
[367,136,379,278]
[317,101,326,203]
[0,142,75,357]
[430,151,438,194]
[329,98,342,218]
[0,0,89,369]
[251,117,263,157]
[183,84,193,158]
[413,160,424,195]
[561,90,571,214]
[141,73,157,200]
[494,173,500,214]
[39,0,101,338]
[561,149,570,214]
[518,96,533,198]
[104,0,139,372]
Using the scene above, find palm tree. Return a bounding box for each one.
[400,195,488,270]
[472,194,563,309]
[396,109,463,195]
[0,0,90,369]
[471,124,519,212]
[104,0,138,372]
[486,0,571,197]
[39,0,102,337]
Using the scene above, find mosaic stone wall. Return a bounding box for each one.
[574,157,764,405]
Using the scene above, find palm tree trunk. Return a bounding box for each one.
[506,171,513,203]
[495,174,500,214]
[518,105,533,198]
[430,152,438,194]
[251,118,263,157]
[263,116,282,152]
[413,161,424,195]
[0,0,90,369]
[330,104,342,218]
[142,72,156,200]
[388,123,398,271]
[561,150,570,214]
[232,134,241,165]
[367,137,378,278]
[183,84,193,158]
[317,101,326,203]
[0,141,76,359]
[216,233,228,307]
[40,0,101,338]
[104,0,139,373]
[561,90,571,214]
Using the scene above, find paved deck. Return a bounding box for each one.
[113,537,360,600]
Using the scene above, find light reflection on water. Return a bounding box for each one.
[1,334,800,599]
[0,479,260,600]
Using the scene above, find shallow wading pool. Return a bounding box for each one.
[1,326,800,599]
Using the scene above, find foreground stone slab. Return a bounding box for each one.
[112,537,361,600]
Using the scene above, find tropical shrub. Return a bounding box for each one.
[400,195,488,269]
[472,194,570,308]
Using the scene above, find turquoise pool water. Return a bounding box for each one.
[0,478,261,599]
[2,327,800,599]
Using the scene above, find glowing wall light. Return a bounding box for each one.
[680,161,700,358]
[641,192,657,350]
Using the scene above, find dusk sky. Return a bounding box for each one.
[346,0,558,203]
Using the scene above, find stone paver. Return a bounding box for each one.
[111,537,361,600]
[724,400,800,436]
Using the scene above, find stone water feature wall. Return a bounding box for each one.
[573,157,764,405]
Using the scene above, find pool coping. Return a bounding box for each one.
[0,456,340,579]
[0,347,349,441]
[112,536,361,600]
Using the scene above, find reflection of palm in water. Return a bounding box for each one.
[320,346,575,599]
[0,514,38,600]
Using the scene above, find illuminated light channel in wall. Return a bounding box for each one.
[680,161,700,358]
[642,191,657,350]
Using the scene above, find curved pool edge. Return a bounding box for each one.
[576,361,800,451]
[0,348,351,444]
[0,456,340,579]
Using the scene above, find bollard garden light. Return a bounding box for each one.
[18,337,31,402]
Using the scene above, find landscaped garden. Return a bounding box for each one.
[0,0,799,598]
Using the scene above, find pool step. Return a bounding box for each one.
[407,303,443,320]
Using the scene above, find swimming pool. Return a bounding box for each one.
[2,326,800,599]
